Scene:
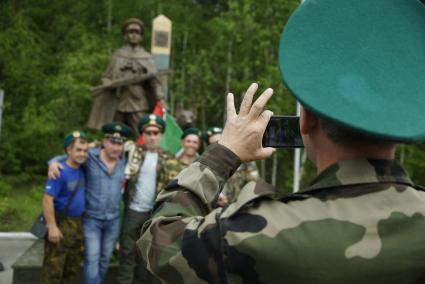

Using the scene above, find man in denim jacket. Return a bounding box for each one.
[49,122,132,284]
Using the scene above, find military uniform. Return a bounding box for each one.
[40,130,87,284]
[119,141,173,284]
[157,157,190,194]
[222,161,259,204]
[138,0,425,282]
[123,141,174,205]
[40,217,84,284]
[138,144,425,283]
[118,114,173,284]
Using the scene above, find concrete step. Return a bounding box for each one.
[12,239,118,284]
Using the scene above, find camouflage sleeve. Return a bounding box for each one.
[156,159,175,194]
[155,163,166,195]
[137,143,241,283]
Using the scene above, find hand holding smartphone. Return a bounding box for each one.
[262,115,304,148]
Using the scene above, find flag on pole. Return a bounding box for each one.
[160,111,183,155]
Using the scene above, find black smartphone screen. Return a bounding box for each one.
[262,116,304,148]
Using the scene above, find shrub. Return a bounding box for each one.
[0,180,11,197]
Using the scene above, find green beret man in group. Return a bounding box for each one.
[87,18,165,136]
[41,130,88,284]
[137,0,425,283]
[156,127,202,191]
[118,114,173,284]
[204,126,260,206]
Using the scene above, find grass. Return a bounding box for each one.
[0,174,46,231]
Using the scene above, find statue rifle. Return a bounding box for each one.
[90,70,170,96]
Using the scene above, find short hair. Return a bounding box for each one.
[320,118,396,149]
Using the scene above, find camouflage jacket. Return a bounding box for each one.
[138,144,425,284]
[156,157,190,194]
[123,142,174,208]
[222,161,260,203]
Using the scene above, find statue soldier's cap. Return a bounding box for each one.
[64,130,88,149]
[181,127,202,140]
[279,0,425,142]
[122,18,145,34]
[203,126,223,144]
[139,114,166,133]
[102,122,132,144]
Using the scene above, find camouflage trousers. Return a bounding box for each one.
[40,216,83,284]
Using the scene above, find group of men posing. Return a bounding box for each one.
[39,113,259,284]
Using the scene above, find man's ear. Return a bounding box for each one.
[300,106,318,135]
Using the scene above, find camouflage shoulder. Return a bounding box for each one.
[164,158,181,167]
[159,148,174,160]
[221,180,276,219]
[220,181,318,219]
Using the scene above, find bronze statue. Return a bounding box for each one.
[87,18,166,135]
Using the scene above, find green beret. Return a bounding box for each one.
[181,127,202,140]
[64,130,88,149]
[279,0,425,142]
[122,18,144,35]
[203,126,223,144]
[101,122,133,142]
[139,114,166,133]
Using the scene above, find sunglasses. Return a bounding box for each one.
[144,130,160,136]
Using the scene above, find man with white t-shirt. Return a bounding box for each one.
[118,114,173,284]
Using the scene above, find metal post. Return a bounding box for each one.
[293,102,301,192]
[293,0,305,192]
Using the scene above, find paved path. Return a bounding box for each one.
[0,233,36,284]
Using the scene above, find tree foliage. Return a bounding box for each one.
[0,0,424,191]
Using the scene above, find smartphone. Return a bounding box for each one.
[262,115,304,148]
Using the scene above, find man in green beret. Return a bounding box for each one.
[48,122,132,284]
[87,17,165,135]
[204,126,260,206]
[203,126,223,145]
[156,127,202,192]
[40,131,88,284]
[118,114,173,284]
[138,0,425,283]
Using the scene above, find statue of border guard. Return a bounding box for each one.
[87,18,166,135]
